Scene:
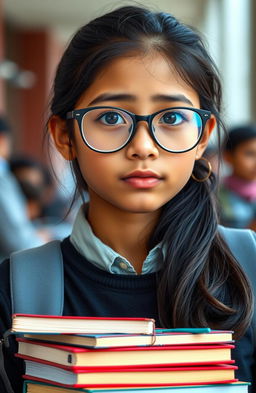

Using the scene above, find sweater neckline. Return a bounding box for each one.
[61,237,158,290]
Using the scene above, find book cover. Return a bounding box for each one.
[22,360,238,387]
[22,329,234,349]
[23,380,250,393]
[16,339,235,367]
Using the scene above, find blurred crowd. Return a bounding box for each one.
[0,115,79,263]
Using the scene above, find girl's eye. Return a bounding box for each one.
[244,151,256,158]
[159,111,186,126]
[98,111,125,125]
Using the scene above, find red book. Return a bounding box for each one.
[16,338,235,368]
[22,359,238,387]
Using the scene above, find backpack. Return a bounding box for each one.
[1,227,256,393]
[9,226,256,319]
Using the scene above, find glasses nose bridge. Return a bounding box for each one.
[133,114,152,132]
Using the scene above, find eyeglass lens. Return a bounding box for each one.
[81,108,203,152]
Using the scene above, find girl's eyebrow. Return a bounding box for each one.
[152,94,193,106]
[88,93,194,106]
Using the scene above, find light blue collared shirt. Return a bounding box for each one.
[70,205,164,275]
[0,157,8,175]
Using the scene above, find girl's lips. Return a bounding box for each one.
[122,176,161,188]
[121,171,163,188]
[122,169,162,179]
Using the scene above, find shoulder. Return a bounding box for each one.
[218,225,256,248]
[218,226,256,266]
[218,225,256,296]
[219,224,256,236]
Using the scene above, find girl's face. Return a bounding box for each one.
[51,53,215,215]
[225,138,256,181]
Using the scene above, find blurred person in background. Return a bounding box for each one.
[0,116,48,263]
[9,155,74,240]
[219,124,256,230]
[10,156,47,220]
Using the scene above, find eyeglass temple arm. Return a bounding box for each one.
[66,111,81,120]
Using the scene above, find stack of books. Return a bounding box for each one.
[6,314,250,393]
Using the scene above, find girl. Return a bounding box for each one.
[0,6,255,393]
[219,124,256,229]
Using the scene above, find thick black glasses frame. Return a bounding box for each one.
[66,106,211,153]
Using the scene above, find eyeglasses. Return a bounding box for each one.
[66,106,211,153]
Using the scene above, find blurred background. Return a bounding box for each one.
[0,0,255,163]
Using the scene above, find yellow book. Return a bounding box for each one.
[23,360,237,387]
[17,338,234,367]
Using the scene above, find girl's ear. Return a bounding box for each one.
[195,115,216,159]
[48,116,76,161]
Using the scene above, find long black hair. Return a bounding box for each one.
[49,6,253,337]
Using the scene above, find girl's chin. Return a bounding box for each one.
[116,202,165,214]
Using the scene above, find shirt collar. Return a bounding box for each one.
[70,204,164,275]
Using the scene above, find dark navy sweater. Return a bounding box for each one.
[0,237,255,392]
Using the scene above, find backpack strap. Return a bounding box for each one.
[219,226,256,343]
[10,240,64,315]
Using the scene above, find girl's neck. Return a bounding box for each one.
[87,199,160,274]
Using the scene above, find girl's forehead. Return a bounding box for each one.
[76,53,199,108]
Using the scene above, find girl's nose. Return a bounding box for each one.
[125,122,159,160]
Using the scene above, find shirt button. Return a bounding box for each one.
[119,262,128,270]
